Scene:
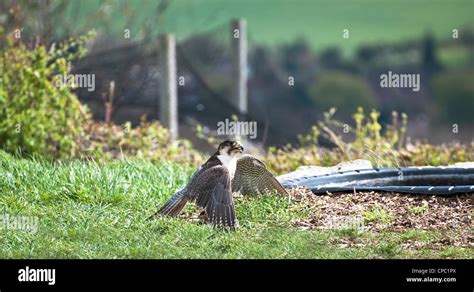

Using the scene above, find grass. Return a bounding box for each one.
[0,150,471,259]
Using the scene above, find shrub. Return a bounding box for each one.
[77,119,205,166]
[0,33,92,159]
[264,108,473,174]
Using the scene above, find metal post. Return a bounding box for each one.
[159,34,178,139]
[231,19,248,115]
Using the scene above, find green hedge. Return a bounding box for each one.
[0,34,90,159]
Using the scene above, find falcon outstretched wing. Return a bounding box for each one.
[156,165,237,229]
[232,154,288,196]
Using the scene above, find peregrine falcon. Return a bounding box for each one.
[150,140,288,229]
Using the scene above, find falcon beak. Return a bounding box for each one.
[233,144,244,153]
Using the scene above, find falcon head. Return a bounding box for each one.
[218,140,244,157]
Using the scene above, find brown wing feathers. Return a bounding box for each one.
[153,165,238,229]
[232,155,288,197]
[155,189,188,217]
[152,153,286,230]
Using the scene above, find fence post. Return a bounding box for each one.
[231,19,248,115]
[159,34,178,140]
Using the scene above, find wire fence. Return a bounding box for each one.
[72,17,318,145]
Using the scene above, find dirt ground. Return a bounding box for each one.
[289,188,473,248]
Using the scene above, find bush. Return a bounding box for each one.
[0,33,91,159]
[77,119,204,166]
[265,108,473,174]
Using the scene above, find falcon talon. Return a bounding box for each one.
[150,140,288,230]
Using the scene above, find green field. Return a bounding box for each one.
[62,0,474,53]
[0,151,471,259]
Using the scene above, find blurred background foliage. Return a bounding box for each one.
[308,72,378,118]
[0,0,473,168]
[432,70,474,124]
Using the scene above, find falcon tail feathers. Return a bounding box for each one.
[151,190,188,218]
[206,184,238,230]
[206,199,237,230]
